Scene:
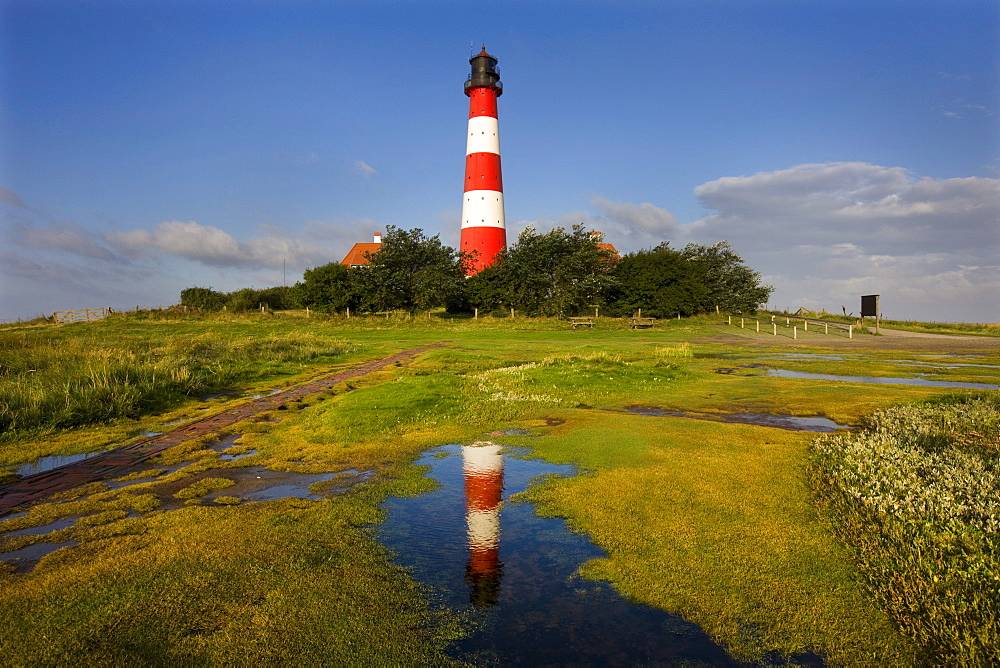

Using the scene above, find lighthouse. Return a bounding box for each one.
[462,441,505,607]
[460,47,506,275]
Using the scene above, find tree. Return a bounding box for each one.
[180,287,227,310]
[489,225,617,316]
[290,263,358,313]
[608,243,710,317]
[355,225,467,314]
[460,264,508,315]
[680,241,773,313]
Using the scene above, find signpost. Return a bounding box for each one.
[861,294,880,333]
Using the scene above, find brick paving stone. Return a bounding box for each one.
[0,343,445,514]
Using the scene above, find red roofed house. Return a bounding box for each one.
[591,231,620,262]
[341,233,383,268]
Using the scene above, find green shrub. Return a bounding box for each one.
[809,395,1000,664]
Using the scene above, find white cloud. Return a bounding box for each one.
[13,220,118,260]
[680,162,999,321]
[511,197,682,250]
[689,162,999,256]
[354,159,376,178]
[105,219,351,269]
[107,221,244,265]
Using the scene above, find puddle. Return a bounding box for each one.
[16,452,103,478]
[766,353,846,362]
[207,434,242,452]
[379,443,740,665]
[3,516,77,537]
[197,390,243,402]
[202,434,259,462]
[199,388,281,402]
[624,406,850,432]
[164,467,371,504]
[887,360,1000,370]
[762,367,1000,390]
[0,541,78,573]
[220,449,258,462]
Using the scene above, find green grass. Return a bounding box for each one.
[1,312,997,664]
[0,312,362,445]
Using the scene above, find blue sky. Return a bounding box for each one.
[2,0,998,322]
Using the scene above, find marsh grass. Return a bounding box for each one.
[0,317,356,445]
[173,477,236,499]
[0,494,464,664]
[809,394,1000,664]
[466,350,689,418]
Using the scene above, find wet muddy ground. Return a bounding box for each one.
[0,431,374,572]
[712,364,1000,390]
[624,406,852,432]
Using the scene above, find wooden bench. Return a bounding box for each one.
[629,317,656,329]
[569,317,595,329]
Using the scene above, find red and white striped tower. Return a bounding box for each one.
[462,441,504,607]
[460,47,506,275]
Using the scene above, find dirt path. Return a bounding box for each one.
[0,343,446,513]
[709,323,1000,353]
[867,327,993,340]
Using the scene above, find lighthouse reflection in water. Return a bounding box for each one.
[462,442,504,607]
[378,442,740,665]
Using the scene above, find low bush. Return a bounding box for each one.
[809,394,999,664]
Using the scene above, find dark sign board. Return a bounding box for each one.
[861,295,880,317]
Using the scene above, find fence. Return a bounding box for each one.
[51,305,168,323]
[727,314,853,339]
[52,307,111,324]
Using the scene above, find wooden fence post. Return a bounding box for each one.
[793,326,798,340]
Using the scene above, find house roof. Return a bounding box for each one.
[597,242,620,260]
[340,242,382,267]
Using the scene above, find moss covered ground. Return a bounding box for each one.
[1,311,997,664]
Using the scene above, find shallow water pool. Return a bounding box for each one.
[379,442,742,665]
